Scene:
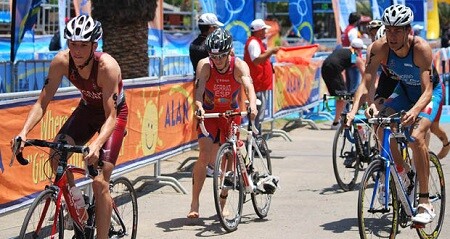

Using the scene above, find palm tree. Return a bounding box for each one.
[92,0,158,79]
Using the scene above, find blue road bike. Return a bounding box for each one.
[357,113,445,239]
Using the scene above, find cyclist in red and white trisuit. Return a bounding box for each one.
[12,15,127,239]
[188,28,258,219]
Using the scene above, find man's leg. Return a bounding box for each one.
[254,91,267,134]
[430,122,450,159]
[411,119,435,222]
[188,137,216,218]
[93,162,114,239]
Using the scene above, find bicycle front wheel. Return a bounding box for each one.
[415,151,446,239]
[332,124,359,191]
[213,142,244,232]
[109,177,138,239]
[358,159,399,239]
[19,188,64,239]
[251,136,272,218]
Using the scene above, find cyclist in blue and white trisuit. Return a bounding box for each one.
[346,4,443,224]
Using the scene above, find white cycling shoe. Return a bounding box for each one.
[412,204,436,224]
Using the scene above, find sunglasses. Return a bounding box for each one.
[209,52,229,60]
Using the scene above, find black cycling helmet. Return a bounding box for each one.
[206,28,233,54]
[65,15,103,42]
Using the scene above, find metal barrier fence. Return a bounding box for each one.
[0,54,194,96]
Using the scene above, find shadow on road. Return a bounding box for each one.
[320,217,358,234]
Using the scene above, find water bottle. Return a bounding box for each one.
[357,125,367,142]
[237,140,249,166]
[69,186,88,225]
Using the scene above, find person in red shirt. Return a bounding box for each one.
[342,12,362,47]
[244,19,280,134]
[188,28,258,219]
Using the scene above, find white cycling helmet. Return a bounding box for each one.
[375,25,386,40]
[367,20,383,30]
[382,4,413,27]
[64,15,103,42]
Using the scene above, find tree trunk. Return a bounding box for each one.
[92,0,158,79]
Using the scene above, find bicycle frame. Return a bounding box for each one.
[371,124,416,216]
[200,110,260,193]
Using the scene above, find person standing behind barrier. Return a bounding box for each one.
[12,15,128,239]
[342,12,362,47]
[188,28,258,219]
[244,19,280,134]
[189,13,224,177]
[321,38,366,129]
[189,13,224,78]
[346,5,443,224]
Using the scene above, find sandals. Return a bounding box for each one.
[412,204,436,224]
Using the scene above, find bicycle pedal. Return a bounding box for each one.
[410,222,426,229]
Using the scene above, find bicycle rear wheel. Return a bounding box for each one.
[251,136,272,218]
[332,124,359,191]
[213,142,244,232]
[415,152,446,239]
[109,177,138,239]
[358,159,399,239]
[19,188,64,239]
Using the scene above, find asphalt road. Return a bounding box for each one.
[1,120,450,239]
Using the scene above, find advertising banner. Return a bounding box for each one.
[273,62,320,118]
[0,79,197,213]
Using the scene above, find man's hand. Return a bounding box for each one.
[195,108,205,120]
[249,104,258,120]
[364,104,378,119]
[85,145,100,166]
[270,47,280,55]
[345,112,355,127]
[401,109,418,126]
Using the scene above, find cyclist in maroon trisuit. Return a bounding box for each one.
[12,15,127,239]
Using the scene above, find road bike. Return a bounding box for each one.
[357,113,445,239]
[327,92,378,191]
[11,137,138,239]
[198,109,276,232]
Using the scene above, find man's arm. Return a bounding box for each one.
[347,42,383,124]
[87,54,120,164]
[405,38,434,125]
[18,51,66,138]
[248,39,279,65]
[234,58,257,118]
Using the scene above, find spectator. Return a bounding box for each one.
[342,12,362,47]
[49,17,70,51]
[244,19,280,134]
[189,13,224,78]
[321,38,366,129]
